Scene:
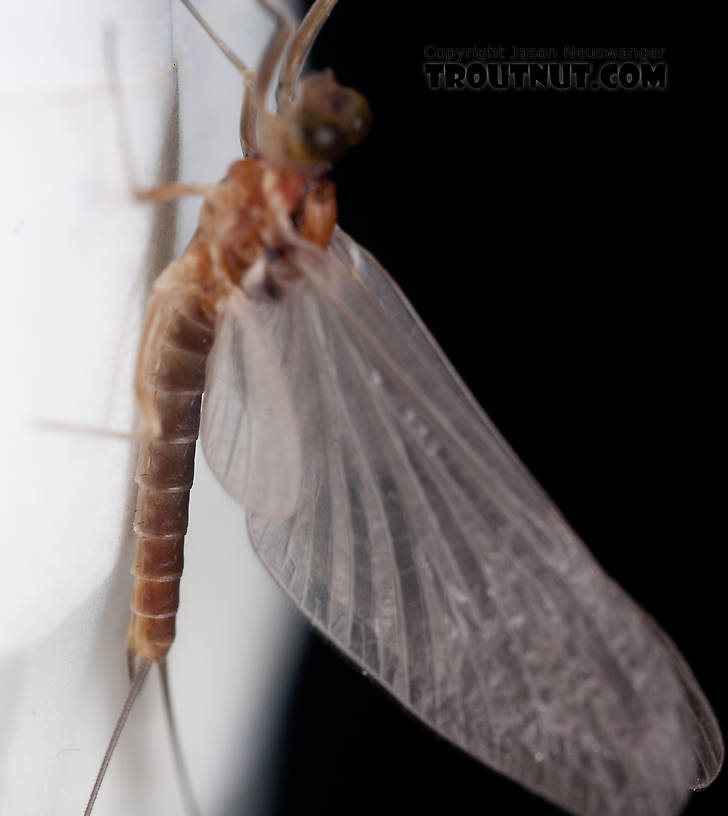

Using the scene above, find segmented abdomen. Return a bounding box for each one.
[128,291,216,663]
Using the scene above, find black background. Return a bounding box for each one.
[235,3,723,815]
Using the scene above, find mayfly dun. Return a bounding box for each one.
[80,1,723,815]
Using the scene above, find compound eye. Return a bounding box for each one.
[344,97,371,146]
[297,117,348,163]
[284,73,371,165]
[310,122,346,153]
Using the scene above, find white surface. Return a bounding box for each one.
[0,2,302,814]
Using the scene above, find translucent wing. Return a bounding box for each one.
[326,228,721,782]
[200,290,302,519]
[207,228,723,816]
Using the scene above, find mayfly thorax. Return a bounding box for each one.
[83,2,723,815]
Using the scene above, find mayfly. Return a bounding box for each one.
[84,1,724,814]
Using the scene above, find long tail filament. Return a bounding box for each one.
[84,660,153,816]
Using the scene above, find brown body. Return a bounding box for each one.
[84,10,371,813]
[128,296,214,662]
[127,158,337,663]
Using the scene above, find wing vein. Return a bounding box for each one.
[334,311,444,712]
[304,295,409,688]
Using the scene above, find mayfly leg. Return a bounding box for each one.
[178,0,338,155]
[178,0,296,155]
[104,25,213,207]
[176,0,257,155]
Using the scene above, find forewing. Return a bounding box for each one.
[327,227,725,795]
[200,290,302,519]
[205,229,720,815]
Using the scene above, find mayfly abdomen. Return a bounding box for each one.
[126,150,338,668]
[128,294,215,664]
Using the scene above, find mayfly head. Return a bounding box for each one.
[273,69,371,166]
